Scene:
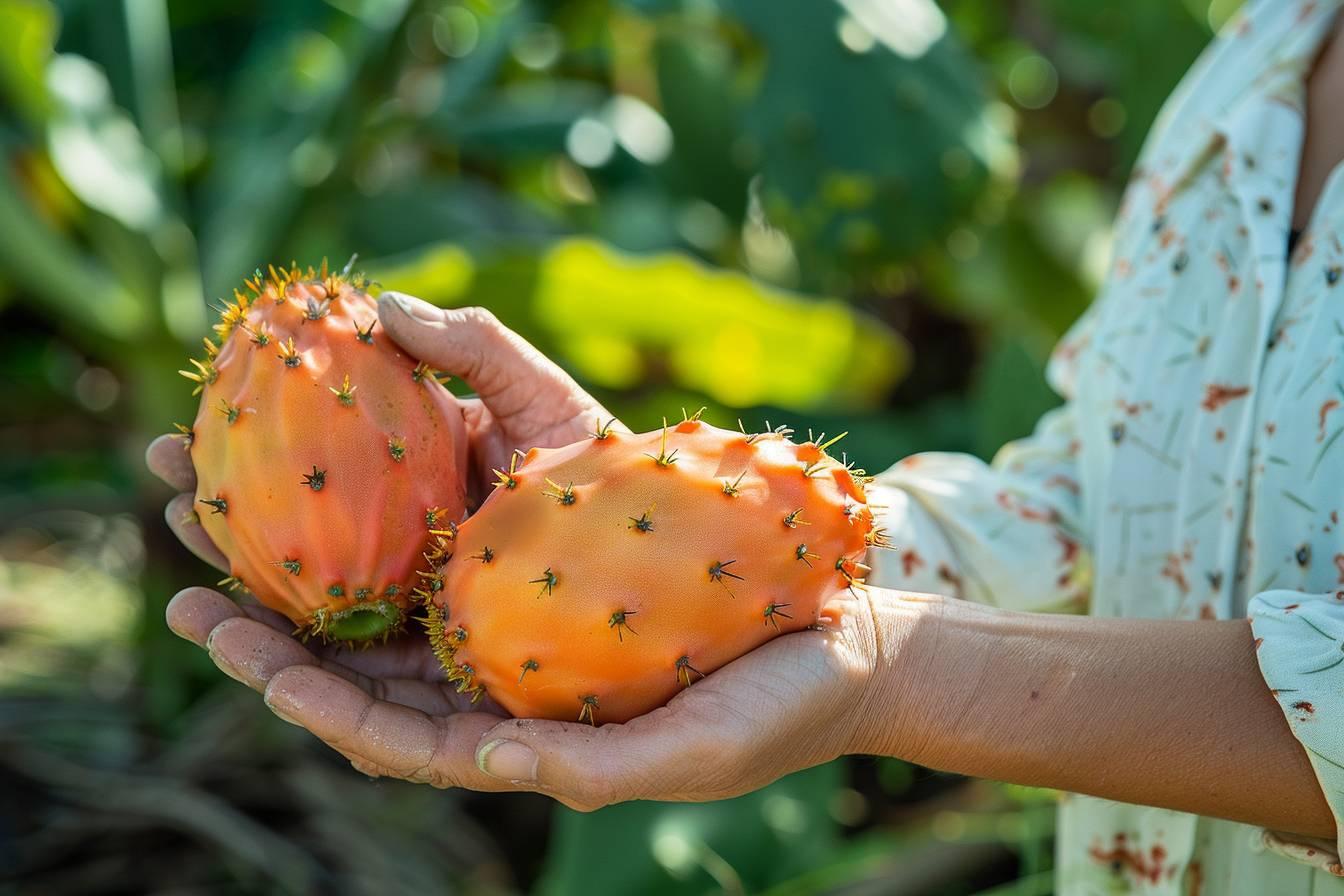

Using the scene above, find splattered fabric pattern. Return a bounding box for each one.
[868,1,1344,893]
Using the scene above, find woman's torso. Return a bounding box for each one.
[1053,1,1344,891]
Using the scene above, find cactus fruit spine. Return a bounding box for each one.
[425,411,884,724]
[181,260,469,642]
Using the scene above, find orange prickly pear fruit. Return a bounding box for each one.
[178,260,469,642]
[425,410,883,724]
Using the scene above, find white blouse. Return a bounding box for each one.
[868,1,1344,892]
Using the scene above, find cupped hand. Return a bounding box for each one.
[466,588,903,812]
[372,294,619,505]
[146,442,511,789]
[145,294,622,788]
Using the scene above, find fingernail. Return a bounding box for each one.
[478,739,538,783]
[165,613,190,643]
[207,648,250,686]
[264,693,304,727]
[382,292,441,323]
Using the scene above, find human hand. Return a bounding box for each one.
[375,294,619,506]
[147,294,619,566]
[145,296,623,787]
[463,588,930,811]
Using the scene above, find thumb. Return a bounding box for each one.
[377,292,595,423]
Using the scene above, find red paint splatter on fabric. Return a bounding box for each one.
[1046,474,1080,493]
[1117,400,1144,417]
[1161,553,1191,595]
[996,491,1059,524]
[1319,399,1340,441]
[1087,834,1173,885]
[937,564,963,594]
[1055,531,1079,567]
[1185,860,1203,896]
[1201,384,1251,411]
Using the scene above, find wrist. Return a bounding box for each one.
[844,587,960,762]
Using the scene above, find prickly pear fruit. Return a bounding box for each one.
[179,261,469,642]
[425,412,882,724]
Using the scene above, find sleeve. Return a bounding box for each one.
[1248,590,1344,876]
[865,311,1094,614]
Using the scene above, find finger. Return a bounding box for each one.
[166,586,247,647]
[203,616,318,692]
[170,581,446,690]
[165,493,230,571]
[207,617,463,714]
[146,433,197,491]
[378,294,605,424]
[263,664,513,790]
[166,586,298,643]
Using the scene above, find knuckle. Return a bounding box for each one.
[579,763,631,808]
[349,756,384,779]
[330,694,377,751]
[425,767,459,790]
[460,305,501,333]
[420,735,460,790]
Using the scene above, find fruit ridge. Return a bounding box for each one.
[425,411,884,724]
[179,260,469,642]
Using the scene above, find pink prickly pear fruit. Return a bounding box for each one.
[178,261,469,642]
[425,412,883,724]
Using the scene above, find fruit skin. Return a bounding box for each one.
[426,413,880,724]
[181,262,468,641]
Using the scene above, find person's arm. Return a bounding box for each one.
[856,591,1335,838]
[287,578,1334,836]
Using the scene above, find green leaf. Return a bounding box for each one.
[0,155,149,340]
[316,177,562,258]
[119,0,189,181]
[372,237,909,411]
[649,27,752,222]
[971,335,1062,462]
[0,0,58,127]
[433,0,533,111]
[1035,0,1212,168]
[537,763,843,896]
[919,195,1094,343]
[633,0,1014,288]
[44,53,165,233]
[195,0,413,295]
[433,79,608,159]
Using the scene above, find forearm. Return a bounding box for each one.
[853,589,1335,838]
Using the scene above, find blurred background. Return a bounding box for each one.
[0,0,1239,893]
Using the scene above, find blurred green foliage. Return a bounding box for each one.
[0,0,1226,893]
